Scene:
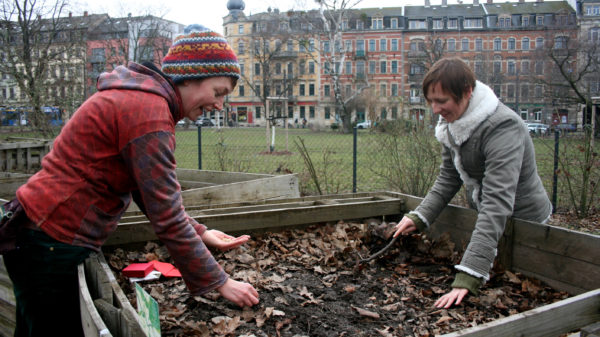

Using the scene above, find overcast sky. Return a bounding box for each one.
[73,0,563,34]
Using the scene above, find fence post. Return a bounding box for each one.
[552,130,559,213]
[353,126,357,193]
[197,125,202,170]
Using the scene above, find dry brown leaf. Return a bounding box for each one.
[211,316,241,335]
[351,305,380,319]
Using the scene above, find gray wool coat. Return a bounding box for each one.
[410,81,552,281]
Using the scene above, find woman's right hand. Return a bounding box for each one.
[393,216,417,238]
[217,278,259,307]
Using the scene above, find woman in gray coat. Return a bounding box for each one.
[393,57,551,308]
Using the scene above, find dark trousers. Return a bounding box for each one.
[4,229,91,337]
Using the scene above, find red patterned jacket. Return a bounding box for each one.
[16,63,228,295]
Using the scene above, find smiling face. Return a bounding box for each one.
[178,77,234,121]
[426,82,472,123]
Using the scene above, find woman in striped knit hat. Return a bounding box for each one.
[0,24,258,336]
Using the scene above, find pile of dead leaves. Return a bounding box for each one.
[107,219,569,337]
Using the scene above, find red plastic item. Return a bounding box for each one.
[150,260,182,278]
[122,262,154,278]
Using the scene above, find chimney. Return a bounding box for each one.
[425,0,431,6]
[84,11,88,16]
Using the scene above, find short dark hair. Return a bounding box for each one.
[422,57,476,103]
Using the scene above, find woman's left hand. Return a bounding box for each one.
[434,288,469,308]
[201,230,250,251]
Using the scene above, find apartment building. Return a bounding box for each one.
[223,0,580,128]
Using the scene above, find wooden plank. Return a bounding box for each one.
[175,168,272,184]
[512,244,600,293]
[442,289,600,337]
[513,219,600,266]
[512,266,588,296]
[107,197,404,246]
[180,174,300,206]
[78,263,113,337]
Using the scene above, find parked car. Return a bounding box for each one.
[555,123,577,133]
[356,120,372,129]
[195,117,215,127]
[525,122,550,136]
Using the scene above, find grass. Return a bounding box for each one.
[3,125,598,213]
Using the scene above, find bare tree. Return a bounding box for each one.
[0,0,85,134]
[313,0,368,133]
[534,29,600,217]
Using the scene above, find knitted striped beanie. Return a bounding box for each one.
[161,24,240,83]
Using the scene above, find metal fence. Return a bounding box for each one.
[173,122,600,215]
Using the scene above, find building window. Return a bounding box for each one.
[391,106,398,119]
[254,63,260,75]
[433,19,443,29]
[345,84,351,97]
[521,60,530,74]
[536,37,544,49]
[287,62,293,76]
[494,84,501,97]
[521,84,529,99]
[255,106,261,119]
[299,61,305,75]
[522,16,529,26]
[464,18,482,28]
[380,83,386,96]
[494,60,501,74]
[239,85,244,97]
[448,39,456,51]
[238,41,245,54]
[590,28,600,41]
[410,63,425,75]
[381,108,387,119]
[369,61,376,74]
[462,38,469,51]
[507,84,515,99]
[357,21,364,30]
[323,41,330,53]
[372,18,383,29]
[474,61,483,75]
[345,61,352,74]
[535,85,543,97]
[535,61,544,74]
[508,60,516,75]
[380,39,387,52]
[309,106,315,118]
[357,61,365,76]
[325,107,331,119]
[391,18,398,29]
[345,40,352,52]
[391,39,398,51]
[324,85,330,96]
[409,20,427,29]
[309,83,315,96]
[448,19,458,29]
[309,62,315,74]
[494,38,502,51]
[391,84,398,96]
[357,40,365,51]
[391,60,398,73]
[508,38,516,50]
[380,61,387,74]
[554,36,568,49]
[475,38,483,51]
[238,24,244,34]
[299,84,305,96]
[586,5,600,15]
[300,106,305,118]
[369,39,376,51]
[536,16,544,25]
[522,37,530,50]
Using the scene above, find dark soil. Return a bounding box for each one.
[107,220,570,337]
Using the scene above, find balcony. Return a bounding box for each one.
[410,96,422,104]
[272,51,298,59]
[355,50,367,59]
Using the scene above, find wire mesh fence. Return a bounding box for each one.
[173,122,600,216]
